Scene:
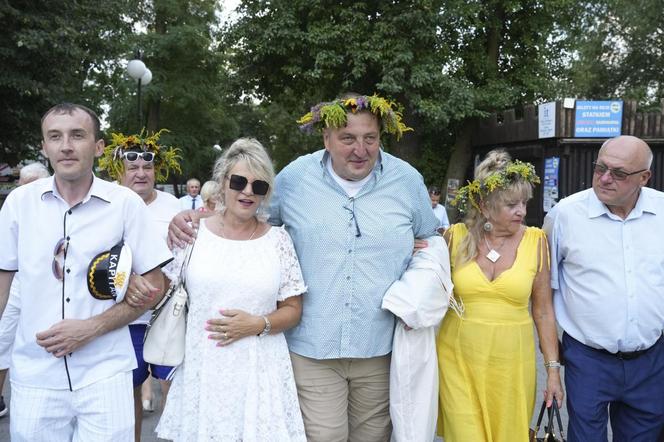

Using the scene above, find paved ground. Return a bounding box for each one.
[0,331,610,441]
[0,377,166,441]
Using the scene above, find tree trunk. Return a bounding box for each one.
[391,99,421,164]
[443,120,475,223]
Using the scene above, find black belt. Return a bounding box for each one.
[595,334,663,360]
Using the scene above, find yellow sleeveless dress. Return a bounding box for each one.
[437,224,547,442]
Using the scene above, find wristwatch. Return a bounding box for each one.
[258,316,271,337]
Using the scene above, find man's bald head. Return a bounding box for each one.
[599,135,653,170]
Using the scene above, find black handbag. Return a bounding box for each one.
[529,399,566,441]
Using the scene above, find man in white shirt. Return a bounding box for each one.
[102,131,181,441]
[179,178,203,210]
[543,135,664,441]
[428,185,450,233]
[0,103,172,441]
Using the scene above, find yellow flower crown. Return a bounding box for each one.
[452,160,540,213]
[297,94,413,140]
[98,129,181,183]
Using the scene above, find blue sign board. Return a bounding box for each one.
[574,100,623,137]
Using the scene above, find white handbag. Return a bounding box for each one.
[143,240,195,366]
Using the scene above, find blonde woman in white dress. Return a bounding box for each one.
[157,138,307,442]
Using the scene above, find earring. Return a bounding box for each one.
[483,221,493,232]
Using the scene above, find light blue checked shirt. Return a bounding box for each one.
[269,149,439,359]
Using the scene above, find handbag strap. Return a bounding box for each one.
[551,399,565,440]
[544,399,565,440]
[178,236,197,290]
[532,400,548,435]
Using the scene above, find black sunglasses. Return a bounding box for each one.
[228,174,270,196]
[123,151,155,162]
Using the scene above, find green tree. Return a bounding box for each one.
[225,0,578,190]
[566,0,664,107]
[106,0,240,191]
[0,1,138,164]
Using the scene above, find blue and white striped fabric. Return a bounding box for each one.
[269,149,438,359]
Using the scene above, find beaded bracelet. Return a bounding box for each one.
[544,360,562,369]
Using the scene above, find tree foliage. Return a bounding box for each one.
[566,0,664,107]
[225,0,578,186]
[105,0,240,188]
[0,0,138,164]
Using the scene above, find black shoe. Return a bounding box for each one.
[0,396,7,418]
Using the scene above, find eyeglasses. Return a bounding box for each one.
[228,174,270,196]
[343,197,362,237]
[122,151,155,162]
[592,162,648,181]
[52,237,69,281]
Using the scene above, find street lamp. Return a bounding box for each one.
[127,53,152,130]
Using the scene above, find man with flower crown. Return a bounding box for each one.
[169,92,440,441]
[99,128,182,441]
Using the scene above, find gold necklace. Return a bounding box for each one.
[484,233,508,263]
[219,216,259,240]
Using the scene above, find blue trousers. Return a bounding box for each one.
[562,332,664,442]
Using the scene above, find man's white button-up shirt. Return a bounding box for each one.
[543,187,664,353]
[0,175,172,390]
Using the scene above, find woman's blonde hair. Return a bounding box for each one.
[456,149,534,266]
[200,180,220,209]
[212,138,275,215]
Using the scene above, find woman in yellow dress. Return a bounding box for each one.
[436,150,564,441]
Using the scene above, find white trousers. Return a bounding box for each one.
[10,371,134,442]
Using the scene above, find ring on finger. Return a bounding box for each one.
[223,331,228,339]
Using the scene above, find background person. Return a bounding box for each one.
[544,135,664,441]
[428,185,450,233]
[99,129,182,441]
[198,180,219,212]
[0,103,171,441]
[156,138,306,441]
[436,149,563,441]
[0,162,51,418]
[179,177,202,210]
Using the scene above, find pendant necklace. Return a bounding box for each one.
[484,234,507,263]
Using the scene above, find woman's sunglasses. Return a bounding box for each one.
[122,151,155,162]
[228,174,270,196]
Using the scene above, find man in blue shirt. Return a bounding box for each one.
[544,135,664,441]
[273,94,438,441]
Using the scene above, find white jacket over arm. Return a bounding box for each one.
[382,235,456,442]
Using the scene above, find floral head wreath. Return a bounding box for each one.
[297,94,413,140]
[451,160,540,214]
[98,129,182,183]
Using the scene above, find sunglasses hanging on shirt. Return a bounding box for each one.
[228,174,270,196]
[52,237,70,281]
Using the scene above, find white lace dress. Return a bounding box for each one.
[156,220,307,442]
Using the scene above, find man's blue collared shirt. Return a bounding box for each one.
[269,150,438,359]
